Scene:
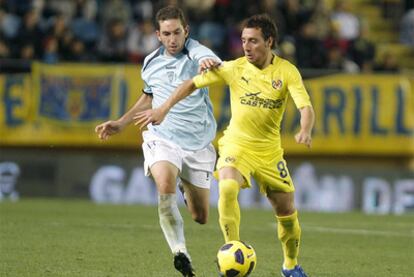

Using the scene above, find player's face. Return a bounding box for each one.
[156,19,189,56]
[241,27,273,68]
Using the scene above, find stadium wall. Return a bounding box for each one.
[0,63,413,214]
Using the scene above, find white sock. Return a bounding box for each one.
[158,194,189,257]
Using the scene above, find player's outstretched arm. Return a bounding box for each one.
[294,105,315,148]
[134,79,197,129]
[95,93,152,140]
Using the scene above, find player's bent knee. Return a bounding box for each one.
[276,207,296,217]
[219,179,239,200]
[156,181,176,194]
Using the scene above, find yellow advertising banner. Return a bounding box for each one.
[0,63,144,148]
[281,74,414,155]
[0,64,413,156]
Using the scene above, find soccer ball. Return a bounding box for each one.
[216,240,256,277]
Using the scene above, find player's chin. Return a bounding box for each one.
[168,47,179,55]
[246,56,257,64]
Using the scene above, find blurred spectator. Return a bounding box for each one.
[98,18,127,62]
[295,22,326,68]
[326,46,359,73]
[331,0,360,41]
[3,0,34,15]
[45,0,76,20]
[68,38,94,61]
[278,0,312,40]
[381,0,404,22]
[45,0,97,21]
[309,0,331,40]
[70,0,100,50]
[348,21,376,72]
[278,39,296,64]
[0,36,9,58]
[373,51,400,72]
[19,43,35,60]
[0,8,20,39]
[227,20,244,59]
[44,13,72,60]
[130,0,154,21]
[127,19,159,63]
[262,0,286,43]
[323,21,349,54]
[43,36,59,63]
[198,21,226,55]
[183,0,215,24]
[100,0,131,26]
[400,9,414,46]
[15,9,44,59]
[73,0,97,21]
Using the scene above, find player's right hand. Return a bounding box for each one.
[198,58,221,73]
[95,120,123,140]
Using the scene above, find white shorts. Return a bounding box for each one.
[142,131,216,189]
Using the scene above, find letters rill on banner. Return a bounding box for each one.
[320,85,413,136]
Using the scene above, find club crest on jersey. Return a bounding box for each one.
[225,156,236,163]
[167,71,175,82]
[272,79,282,90]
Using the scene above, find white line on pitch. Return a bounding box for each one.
[301,225,413,238]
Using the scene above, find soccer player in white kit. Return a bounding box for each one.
[95,6,220,277]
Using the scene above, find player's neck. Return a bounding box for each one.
[256,52,274,69]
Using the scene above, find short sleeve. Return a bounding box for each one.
[193,61,235,88]
[193,69,224,88]
[287,65,312,109]
[189,42,221,64]
[142,80,152,95]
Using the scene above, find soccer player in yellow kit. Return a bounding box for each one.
[135,14,314,277]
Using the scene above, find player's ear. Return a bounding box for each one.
[156,30,161,41]
[267,37,273,49]
[184,25,190,38]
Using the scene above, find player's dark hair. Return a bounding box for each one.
[155,6,187,30]
[243,14,278,48]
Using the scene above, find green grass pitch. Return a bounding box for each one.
[1,199,413,276]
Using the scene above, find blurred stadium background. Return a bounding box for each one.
[0,0,413,276]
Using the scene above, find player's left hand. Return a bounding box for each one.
[295,130,312,148]
[133,108,166,129]
[198,58,221,73]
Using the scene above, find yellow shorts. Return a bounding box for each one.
[215,143,295,194]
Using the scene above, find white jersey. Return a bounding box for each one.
[141,38,219,151]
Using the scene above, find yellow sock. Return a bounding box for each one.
[218,179,240,242]
[276,211,301,270]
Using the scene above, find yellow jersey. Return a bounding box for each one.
[193,55,311,156]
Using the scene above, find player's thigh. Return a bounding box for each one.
[142,132,182,194]
[254,158,295,215]
[142,131,182,177]
[254,157,295,194]
[216,145,252,188]
[180,143,216,189]
[180,144,215,216]
[150,161,179,194]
